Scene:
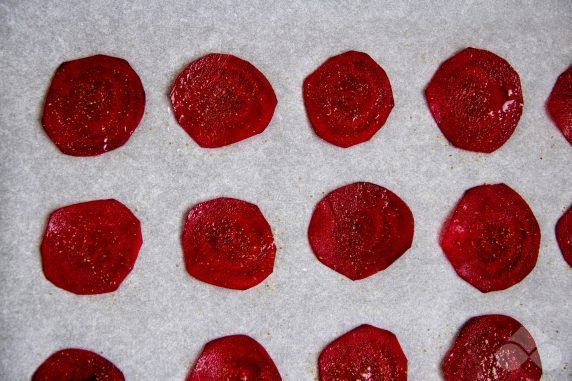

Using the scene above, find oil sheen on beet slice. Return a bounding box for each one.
[42,54,145,156]
[443,314,542,381]
[556,205,572,266]
[547,66,572,144]
[32,348,125,381]
[187,335,281,381]
[303,51,394,147]
[319,324,407,381]
[41,199,142,295]
[440,184,540,292]
[182,197,276,290]
[170,53,277,148]
[426,47,523,153]
[308,182,414,280]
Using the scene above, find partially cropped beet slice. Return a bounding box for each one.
[187,335,281,381]
[426,47,523,153]
[443,314,542,381]
[556,205,572,266]
[308,182,414,280]
[32,348,125,381]
[440,184,540,292]
[42,54,145,156]
[547,66,572,144]
[170,53,277,148]
[182,197,276,290]
[319,324,407,381]
[41,199,142,295]
[303,51,394,147]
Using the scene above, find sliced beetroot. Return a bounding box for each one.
[319,324,407,381]
[182,197,276,290]
[32,348,125,381]
[425,47,523,153]
[42,54,145,156]
[308,182,414,280]
[41,199,142,295]
[556,205,572,266]
[440,184,540,292]
[443,314,542,381]
[187,335,281,381]
[303,51,394,147]
[547,66,572,144]
[170,53,277,148]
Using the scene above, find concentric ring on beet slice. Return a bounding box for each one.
[32,348,125,381]
[308,182,414,280]
[440,183,540,292]
[303,51,394,147]
[442,314,542,381]
[187,335,282,381]
[425,47,523,153]
[556,205,572,267]
[547,66,572,145]
[170,53,277,148]
[41,199,142,295]
[319,324,407,381]
[182,197,276,290]
[42,54,145,156]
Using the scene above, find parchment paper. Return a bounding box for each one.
[0,1,570,380]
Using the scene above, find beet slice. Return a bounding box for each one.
[319,324,407,381]
[440,184,540,292]
[425,47,523,153]
[170,53,277,148]
[41,199,142,295]
[303,51,394,147]
[547,66,572,144]
[556,205,572,266]
[443,314,542,381]
[32,348,125,381]
[187,335,281,381]
[182,197,276,290]
[42,54,145,156]
[308,182,414,280]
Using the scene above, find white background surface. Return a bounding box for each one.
[0,1,571,380]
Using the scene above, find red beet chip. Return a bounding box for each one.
[308,182,414,280]
[187,335,281,381]
[319,324,407,381]
[303,51,394,147]
[425,47,523,153]
[170,53,277,148]
[182,197,276,290]
[32,348,125,381]
[42,54,145,156]
[443,314,542,381]
[440,184,540,292]
[41,199,142,295]
[556,205,572,266]
[547,66,572,145]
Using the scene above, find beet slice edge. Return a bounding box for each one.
[32,348,125,381]
[308,182,414,280]
[440,183,540,292]
[187,335,282,381]
[303,50,394,147]
[425,47,523,153]
[182,197,276,290]
[42,54,145,156]
[442,314,542,381]
[170,53,277,148]
[41,199,142,295]
[318,324,407,381]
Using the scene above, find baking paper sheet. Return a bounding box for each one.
[1,1,570,379]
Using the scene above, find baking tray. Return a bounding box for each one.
[0,1,570,379]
